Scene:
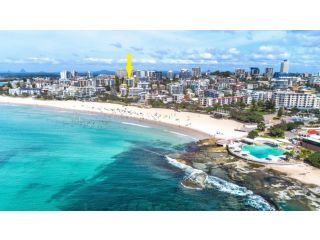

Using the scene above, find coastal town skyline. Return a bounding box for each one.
[0,30,320,212]
[1,31,320,73]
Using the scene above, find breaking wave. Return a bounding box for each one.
[165,156,275,211]
[121,122,151,128]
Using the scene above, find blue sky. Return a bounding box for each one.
[0,30,319,73]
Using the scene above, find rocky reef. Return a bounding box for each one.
[168,138,320,211]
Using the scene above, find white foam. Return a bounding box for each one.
[121,122,151,128]
[166,130,197,140]
[165,155,275,211]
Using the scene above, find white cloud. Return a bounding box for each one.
[82,58,113,64]
[279,52,290,58]
[0,57,60,64]
[259,45,274,52]
[228,48,240,54]
[135,59,157,64]
[199,52,213,59]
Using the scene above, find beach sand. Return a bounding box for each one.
[266,163,320,187]
[0,96,247,140]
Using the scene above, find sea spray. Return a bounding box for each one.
[165,156,275,211]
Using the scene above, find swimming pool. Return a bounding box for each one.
[242,145,285,159]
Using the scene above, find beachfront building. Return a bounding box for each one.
[128,87,144,98]
[272,91,320,109]
[301,135,320,151]
[9,87,41,96]
[172,94,185,103]
[199,96,246,107]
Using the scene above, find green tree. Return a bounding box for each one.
[264,100,275,112]
[248,130,259,139]
[257,122,266,131]
[306,152,320,168]
[290,107,299,115]
[285,150,294,158]
[277,107,284,117]
[269,126,284,138]
[115,76,120,92]
[299,149,312,160]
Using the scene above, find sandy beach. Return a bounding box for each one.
[266,163,320,187]
[0,96,247,140]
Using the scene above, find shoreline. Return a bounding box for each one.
[0,96,247,140]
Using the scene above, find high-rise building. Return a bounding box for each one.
[167,70,174,80]
[71,70,78,79]
[280,60,289,73]
[87,71,93,78]
[179,69,191,80]
[154,71,163,81]
[273,91,320,109]
[265,67,273,79]
[250,67,260,76]
[235,68,245,79]
[192,67,201,78]
[60,70,72,79]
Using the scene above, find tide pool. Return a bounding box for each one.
[0,104,272,210]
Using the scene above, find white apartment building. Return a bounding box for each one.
[199,96,246,107]
[272,91,320,109]
[248,90,273,102]
[167,83,183,95]
[280,60,289,73]
[128,87,144,97]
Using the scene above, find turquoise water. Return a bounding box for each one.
[242,145,285,159]
[0,104,275,210]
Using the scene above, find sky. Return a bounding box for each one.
[0,30,320,73]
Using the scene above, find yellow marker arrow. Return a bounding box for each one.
[126,53,133,79]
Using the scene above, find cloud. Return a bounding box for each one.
[116,58,156,64]
[288,31,320,47]
[82,58,113,64]
[0,57,60,64]
[160,58,218,65]
[110,42,122,48]
[135,58,156,64]
[250,45,290,62]
[228,48,240,54]
[259,45,274,52]
[199,52,213,59]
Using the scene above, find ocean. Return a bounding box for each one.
[0,104,274,210]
